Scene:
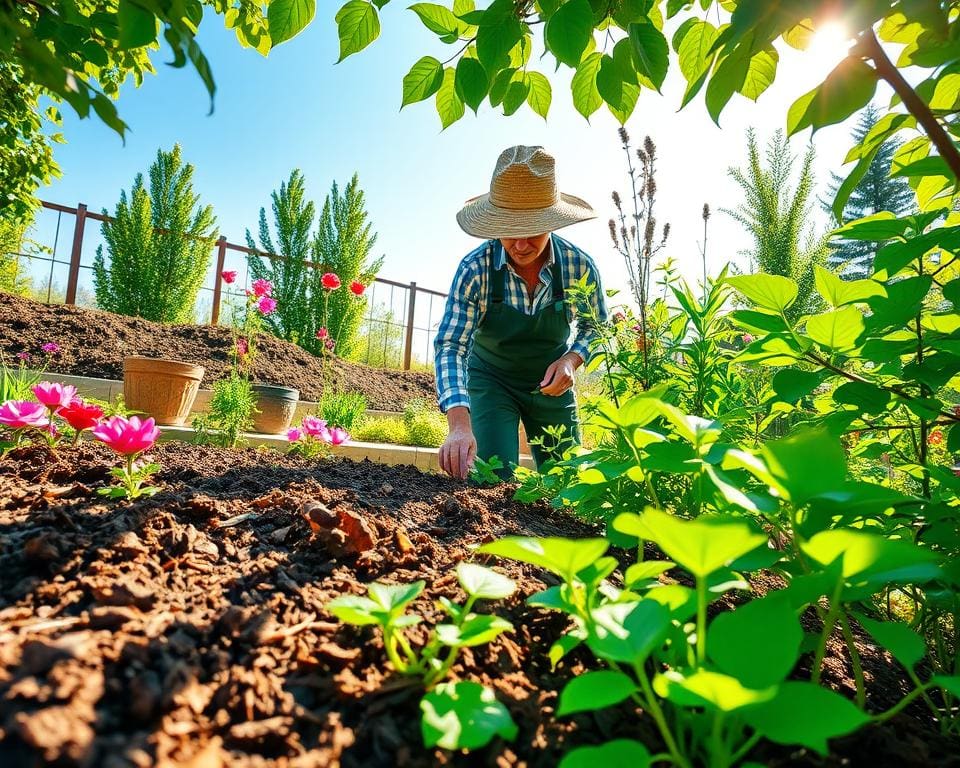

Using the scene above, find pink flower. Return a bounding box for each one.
[221,270,238,285]
[252,278,273,297]
[349,280,365,297]
[742,334,754,344]
[235,337,249,358]
[612,311,626,324]
[287,427,304,442]
[59,399,104,433]
[32,381,77,410]
[41,342,60,355]
[257,296,277,315]
[92,415,160,456]
[0,400,49,429]
[328,427,349,446]
[16,352,30,363]
[324,338,336,352]
[316,327,329,340]
[321,273,341,290]
[301,416,328,439]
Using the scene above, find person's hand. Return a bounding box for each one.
[539,352,581,396]
[440,426,477,480]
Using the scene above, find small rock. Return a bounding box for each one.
[303,502,377,557]
[380,483,393,495]
[24,533,61,562]
[394,528,415,554]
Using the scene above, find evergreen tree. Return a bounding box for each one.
[245,170,315,345]
[822,104,915,278]
[93,145,217,322]
[724,129,827,321]
[310,175,383,359]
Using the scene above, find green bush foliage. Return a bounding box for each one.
[317,389,367,431]
[403,398,447,448]
[353,417,408,445]
[93,144,218,323]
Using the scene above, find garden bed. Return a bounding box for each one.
[1,442,957,767]
[0,294,435,411]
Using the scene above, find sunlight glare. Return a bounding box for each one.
[808,21,853,66]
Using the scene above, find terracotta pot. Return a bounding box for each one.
[123,356,205,426]
[251,384,300,434]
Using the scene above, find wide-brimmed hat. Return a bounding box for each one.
[456,145,596,239]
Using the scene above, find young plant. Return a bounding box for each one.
[92,415,161,499]
[0,399,50,450]
[287,415,348,458]
[317,388,367,432]
[469,455,505,485]
[199,372,257,448]
[59,398,105,445]
[327,563,518,751]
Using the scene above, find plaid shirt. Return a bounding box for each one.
[434,234,608,413]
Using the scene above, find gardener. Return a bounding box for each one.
[435,145,608,480]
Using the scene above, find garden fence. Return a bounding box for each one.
[11,200,448,371]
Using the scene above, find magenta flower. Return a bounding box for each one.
[257,296,277,315]
[324,338,336,352]
[41,342,61,355]
[741,334,754,344]
[287,427,304,442]
[328,427,349,446]
[221,270,238,285]
[316,327,329,340]
[0,400,49,429]
[16,351,30,363]
[301,415,328,439]
[235,337,249,359]
[612,311,626,324]
[252,278,273,297]
[32,381,77,410]
[92,415,160,456]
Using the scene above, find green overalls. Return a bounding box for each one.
[468,246,581,477]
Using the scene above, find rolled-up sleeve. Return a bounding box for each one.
[568,253,608,365]
[434,258,481,412]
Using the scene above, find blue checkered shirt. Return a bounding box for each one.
[434,234,608,413]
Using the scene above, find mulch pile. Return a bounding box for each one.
[0,294,435,410]
[1,443,958,767]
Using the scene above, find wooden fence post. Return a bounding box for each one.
[403,281,417,370]
[210,236,227,325]
[64,203,87,305]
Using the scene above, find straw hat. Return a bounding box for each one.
[456,145,596,239]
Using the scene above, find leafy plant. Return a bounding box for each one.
[327,563,518,750]
[403,398,447,448]
[317,389,368,431]
[93,144,218,323]
[469,455,505,485]
[194,372,257,449]
[353,416,409,445]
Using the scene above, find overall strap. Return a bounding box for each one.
[488,248,506,309]
[550,259,564,302]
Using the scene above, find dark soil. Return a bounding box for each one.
[0,293,435,410]
[1,443,958,767]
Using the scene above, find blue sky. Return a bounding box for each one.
[31,7,868,346]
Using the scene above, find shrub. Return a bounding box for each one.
[317,389,367,431]
[353,417,409,445]
[403,398,447,448]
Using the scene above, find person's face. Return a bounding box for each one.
[499,233,551,269]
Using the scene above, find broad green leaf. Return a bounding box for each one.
[933,676,960,698]
[805,306,865,352]
[787,57,877,135]
[654,669,776,711]
[502,76,529,115]
[853,613,926,670]
[742,682,869,754]
[726,274,798,313]
[675,19,717,83]
[632,508,766,577]
[368,580,425,612]
[457,563,516,600]
[326,594,381,625]
[421,681,518,749]
[729,309,789,334]
[476,14,522,71]
[708,593,802,687]
[455,56,488,112]
[549,631,585,668]
[733,335,806,366]
[525,71,552,118]
[436,614,512,646]
[436,67,466,127]
[488,67,516,106]
[833,381,890,413]
[814,266,885,306]
[624,560,675,587]
[545,0,593,68]
[557,670,638,715]
[759,428,846,504]
[833,211,909,241]
[409,2,463,39]
[739,47,777,100]
[559,740,651,768]
[335,0,380,61]
[705,41,753,124]
[771,369,825,403]
[587,599,671,663]
[118,0,158,49]
[629,20,669,91]
[402,56,444,106]
[572,52,603,119]
[644,584,697,619]
[477,537,609,581]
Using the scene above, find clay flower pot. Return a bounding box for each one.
[251,384,300,434]
[123,356,205,426]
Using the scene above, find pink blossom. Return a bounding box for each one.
[257,296,277,314]
[328,427,349,446]
[301,416,328,438]
[0,400,49,429]
[235,337,249,358]
[321,273,341,290]
[349,280,365,296]
[221,270,237,284]
[252,278,273,297]
[324,338,336,351]
[41,342,61,354]
[92,415,160,456]
[741,334,754,344]
[612,311,626,324]
[287,427,304,442]
[16,352,30,363]
[316,327,329,340]
[32,381,77,410]
[59,399,104,433]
